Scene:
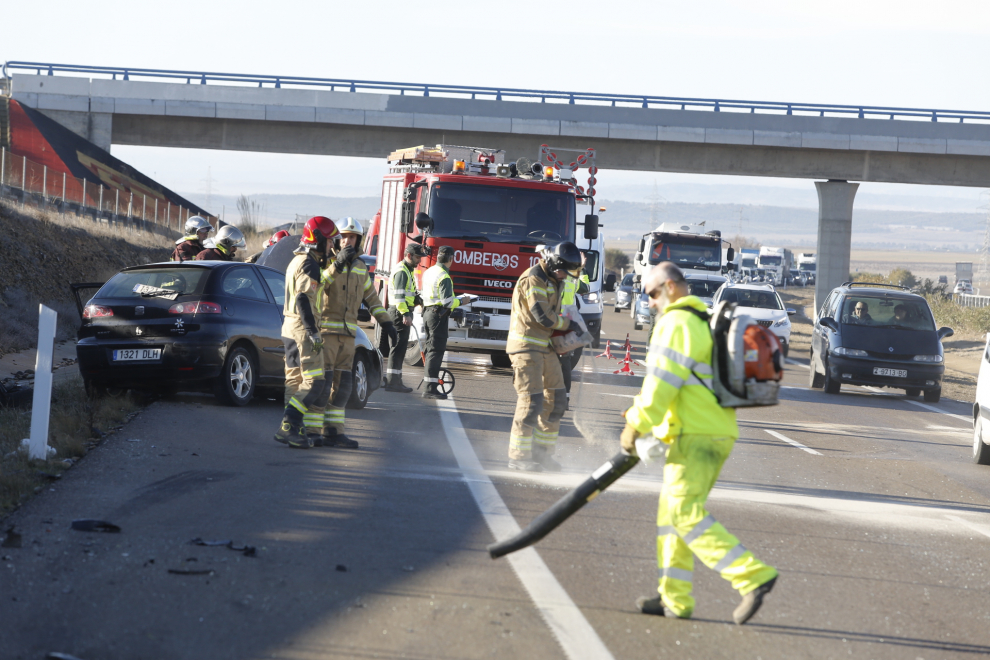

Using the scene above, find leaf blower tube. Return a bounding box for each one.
[487,451,640,559]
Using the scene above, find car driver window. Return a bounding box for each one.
[222,267,267,301]
[259,270,286,307]
[819,294,833,320]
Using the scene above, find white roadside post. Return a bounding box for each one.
[24,305,58,460]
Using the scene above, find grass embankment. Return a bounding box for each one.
[0,375,144,517]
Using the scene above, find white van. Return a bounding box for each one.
[575,231,615,348]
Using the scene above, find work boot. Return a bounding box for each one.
[733,576,777,625]
[507,458,543,472]
[422,384,447,400]
[308,433,325,448]
[286,432,314,449]
[322,429,359,449]
[384,375,413,393]
[274,418,300,445]
[635,595,670,617]
[533,448,562,472]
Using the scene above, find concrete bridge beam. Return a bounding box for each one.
[814,180,859,314]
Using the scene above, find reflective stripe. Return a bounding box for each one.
[423,377,439,383]
[713,544,749,572]
[386,369,402,375]
[687,373,715,391]
[288,397,307,413]
[422,265,455,307]
[525,287,549,298]
[682,514,717,545]
[646,366,685,389]
[392,289,408,297]
[302,368,324,378]
[508,332,550,347]
[509,434,533,451]
[534,430,558,446]
[653,346,714,376]
[659,567,693,583]
[369,305,386,316]
[364,278,372,291]
[656,525,677,536]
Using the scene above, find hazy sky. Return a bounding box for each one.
[5,0,989,205]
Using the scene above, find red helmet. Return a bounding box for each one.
[265,230,290,248]
[301,216,339,246]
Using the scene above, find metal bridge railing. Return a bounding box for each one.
[5,60,990,125]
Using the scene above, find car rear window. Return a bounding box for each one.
[98,268,210,299]
[840,296,935,331]
[719,288,782,310]
[687,279,723,298]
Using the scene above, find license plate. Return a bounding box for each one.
[873,367,907,378]
[113,348,162,361]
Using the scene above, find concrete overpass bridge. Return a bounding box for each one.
[7,61,990,306]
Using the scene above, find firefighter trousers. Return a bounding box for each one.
[656,434,778,618]
[282,325,329,434]
[308,334,355,435]
[422,306,448,389]
[386,306,411,378]
[508,350,566,459]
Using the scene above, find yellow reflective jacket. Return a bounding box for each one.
[421,263,460,309]
[320,252,389,336]
[625,295,738,441]
[389,260,419,314]
[507,261,568,354]
[283,251,323,336]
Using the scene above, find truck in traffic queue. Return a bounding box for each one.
[633,223,734,280]
[796,252,816,285]
[956,261,974,284]
[370,144,600,368]
[757,246,792,285]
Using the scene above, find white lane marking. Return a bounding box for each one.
[860,386,971,423]
[945,514,990,541]
[786,359,811,370]
[435,396,614,660]
[764,429,823,455]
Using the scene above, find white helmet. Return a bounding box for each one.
[184,215,213,235]
[215,225,247,249]
[337,217,364,236]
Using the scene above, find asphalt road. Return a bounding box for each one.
[2,301,989,660]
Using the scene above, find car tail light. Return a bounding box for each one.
[168,301,222,315]
[83,305,114,318]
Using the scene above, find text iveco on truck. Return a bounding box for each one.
[372,144,599,368]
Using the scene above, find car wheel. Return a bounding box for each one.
[905,388,921,397]
[781,342,789,358]
[973,414,990,465]
[491,351,513,369]
[613,304,621,313]
[923,387,941,403]
[214,346,256,406]
[347,351,370,409]
[822,359,840,394]
[808,351,825,389]
[634,322,643,331]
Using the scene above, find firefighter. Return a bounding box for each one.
[384,242,428,393]
[311,217,397,448]
[506,242,585,472]
[171,216,213,261]
[420,245,468,400]
[196,225,245,261]
[622,262,777,624]
[274,216,339,449]
[246,229,290,263]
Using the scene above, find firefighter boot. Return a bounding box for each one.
[422,383,447,400]
[532,446,562,472]
[635,596,674,618]
[507,458,543,472]
[307,433,325,448]
[384,374,413,393]
[275,416,308,447]
[322,428,359,449]
[733,576,777,625]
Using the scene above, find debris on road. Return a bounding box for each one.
[47,653,88,660]
[168,568,215,576]
[189,537,257,557]
[2,526,23,548]
[70,520,121,533]
[336,564,348,572]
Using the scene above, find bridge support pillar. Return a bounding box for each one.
[814,180,858,315]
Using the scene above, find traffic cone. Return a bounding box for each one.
[613,339,645,376]
[596,341,617,360]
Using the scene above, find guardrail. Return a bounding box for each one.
[5,60,990,124]
[954,293,990,308]
[1,146,193,238]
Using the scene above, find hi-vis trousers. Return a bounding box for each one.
[508,350,566,460]
[309,333,356,435]
[656,434,778,618]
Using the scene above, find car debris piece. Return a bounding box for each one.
[168,568,215,575]
[189,537,257,557]
[336,564,348,572]
[47,653,88,660]
[2,527,22,548]
[71,520,121,533]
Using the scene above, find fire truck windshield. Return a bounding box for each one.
[648,236,721,269]
[429,183,575,244]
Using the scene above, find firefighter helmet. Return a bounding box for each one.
[265,230,290,248]
[541,242,582,275]
[337,217,364,236]
[301,216,339,246]
[215,225,247,250]
[184,215,213,235]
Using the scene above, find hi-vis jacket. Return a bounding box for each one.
[625,295,738,441]
[560,273,591,307]
[507,261,569,354]
[421,264,460,310]
[283,251,323,335]
[321,250,389,336]
[389,260,419,315]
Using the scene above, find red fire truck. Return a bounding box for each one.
[370,144,599,368]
